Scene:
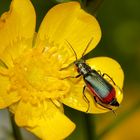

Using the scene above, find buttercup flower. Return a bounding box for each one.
[0,0,124,140]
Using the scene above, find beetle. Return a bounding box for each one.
[61,38,120,112]
[74,58,119,112]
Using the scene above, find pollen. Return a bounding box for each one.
[8,46,71,103]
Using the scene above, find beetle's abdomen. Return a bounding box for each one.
[84,71,116,104]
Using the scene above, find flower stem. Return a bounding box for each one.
[84,114,96,140]
[10,114,23,140]
[85,0,104,15]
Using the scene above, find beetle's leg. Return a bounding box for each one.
[96,70,102,75]
[60,62,81,79]
[75,74,82,78]
[94,97,117,116]
[59,62,74,71]
[102,73,116,85]
[93,96,105,110]
[102,73,123,93]
[62,74,81,79]
[83,85,90,113]
[94,96,108,110]
[94,96,115,111]
[97,101,117,116]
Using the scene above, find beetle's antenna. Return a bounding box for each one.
[82,37,94,58]
[65,40,78,61]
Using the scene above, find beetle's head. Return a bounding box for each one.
[74,59,85,66]
[110,98,119,107]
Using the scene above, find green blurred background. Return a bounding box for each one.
[0,0,140,140]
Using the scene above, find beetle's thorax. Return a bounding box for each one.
[74,59,91,75]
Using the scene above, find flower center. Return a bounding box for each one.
[9,46,72,103]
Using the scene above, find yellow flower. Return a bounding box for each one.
[0,0,124,140]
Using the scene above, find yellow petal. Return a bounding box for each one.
[15,99,75,140]
[0,70,20,109]
[0,0,36,67]
[36,2,101,65]
[9,101,19,114]
[61,57,124,114]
